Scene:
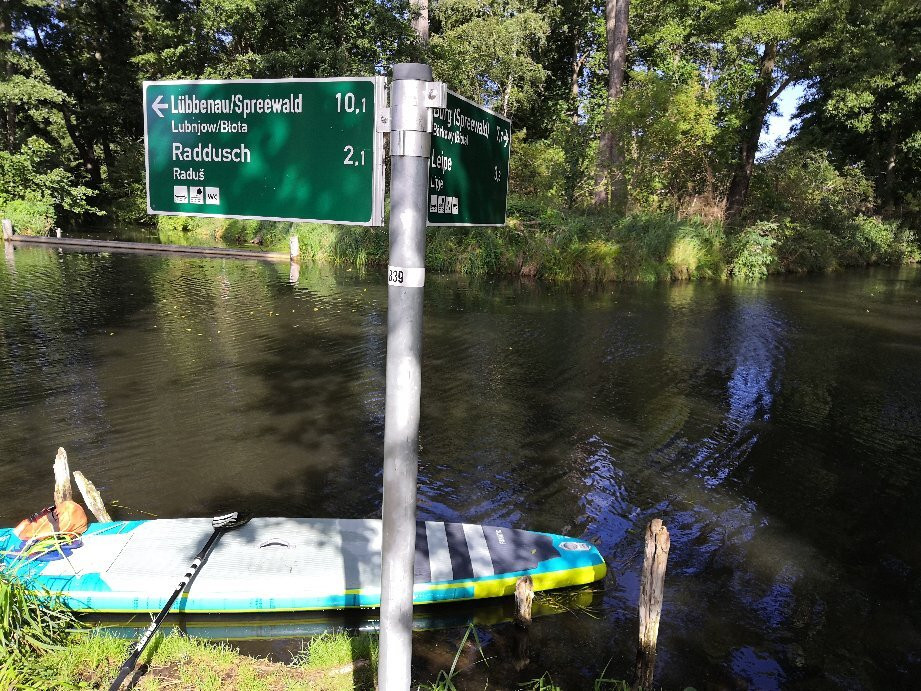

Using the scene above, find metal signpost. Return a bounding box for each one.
[143,78,386,225]
[378,63,445,690]
[428,90,511,226]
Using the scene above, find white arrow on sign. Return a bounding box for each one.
[151,94,168,118]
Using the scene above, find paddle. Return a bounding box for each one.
[108,512,251,691]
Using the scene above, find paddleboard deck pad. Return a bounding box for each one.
[0,518,606,614]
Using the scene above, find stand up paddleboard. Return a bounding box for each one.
[0,518,606,614]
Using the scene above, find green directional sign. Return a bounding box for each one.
[144,78,385,225]
[428,91,511,226]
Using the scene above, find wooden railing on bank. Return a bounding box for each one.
[2,219,290,263]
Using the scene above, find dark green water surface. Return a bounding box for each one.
[1,245,920,689]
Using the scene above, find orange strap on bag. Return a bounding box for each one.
[14,500,89,540]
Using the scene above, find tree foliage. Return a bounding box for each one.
[0,0,915,241]
[610,71,718,212]
[430,0,553,116]
[746,147,875,225]
[795,0,921,221]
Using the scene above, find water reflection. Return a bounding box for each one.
[0,250,919,688]
[687,293,786,488]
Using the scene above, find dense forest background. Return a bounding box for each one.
[1,0,919,279]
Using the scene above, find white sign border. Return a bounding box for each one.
[143,76,386,227]
[426,89,512,228]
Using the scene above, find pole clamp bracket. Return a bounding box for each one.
[390,80,447,157]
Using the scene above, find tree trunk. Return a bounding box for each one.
[412,0,429,45]
[570,44,580,112]
[101,126,115,179]
[570,45,586,125]
[593,0,630,209]
[61,106,103,188]
[883,127,898,215]
[1,5,14,153]
[609,0,630,210]
[725,41,779,222]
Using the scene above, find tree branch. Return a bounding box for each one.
[768,75,794,106]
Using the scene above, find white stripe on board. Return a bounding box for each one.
[462,523,495,578]
[425,522,454,582]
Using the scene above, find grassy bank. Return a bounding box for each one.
[2,563,381,690]
[2,567,625,690]
[155,203,920,282]
[7,627,628,690]
[5,627,380,690]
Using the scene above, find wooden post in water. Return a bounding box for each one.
[4,219,16,269]
[74,471,112,522]
[511,575,534,671]
[635,518,670,689]
[53,447,73,506]
[288,235,301,283]
[514,575,534,627]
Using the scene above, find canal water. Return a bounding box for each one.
[1,245,919,688]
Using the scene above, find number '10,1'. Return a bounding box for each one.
[336,92,366,113]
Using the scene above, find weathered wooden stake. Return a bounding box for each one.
[53,447,73,506]
[514,575,534,627]
[74,471,112,522]
[635,518,670,689]
[2,218,13,241]
[289,235,300,263]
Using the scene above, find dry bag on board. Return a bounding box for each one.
[14,500,89,540]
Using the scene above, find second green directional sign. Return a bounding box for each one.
[144,78,385,225]
[428,91,511,226]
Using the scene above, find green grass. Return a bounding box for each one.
[0,559,86,690]
[419,624,487,691]
[519,671,630,690]
[18,628,381,690]
[292,630,378,689]
[0,567,381,691]
[154,205,918,283]
[0,570,78,658]
[417,624,629,691]
[3,567,621,690]
[6,616,631,691]
[0,198,55,235]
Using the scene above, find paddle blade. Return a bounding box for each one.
[212,512,250,530]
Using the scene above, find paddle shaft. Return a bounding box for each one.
[108,527,225,690]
